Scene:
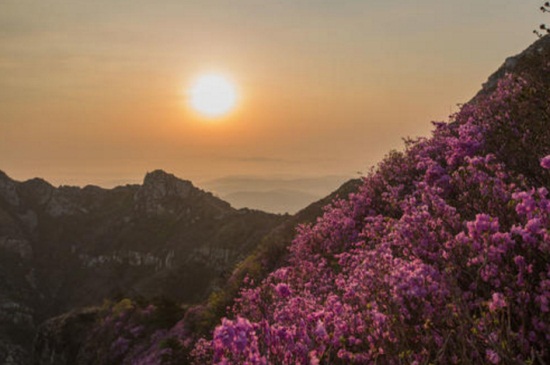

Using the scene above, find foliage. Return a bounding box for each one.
[71,40,550,365]
[534,2,550,37]
[191,66,550,363]
[77,298,189,365]
[184,179,362,337]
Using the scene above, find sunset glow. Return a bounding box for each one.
[1,2,549,363]
[0,1,542,188]
[189,74,237,118]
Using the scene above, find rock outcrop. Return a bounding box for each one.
[0,170,285,365]
[474,34,550,99]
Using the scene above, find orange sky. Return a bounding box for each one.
[0,0,545,187]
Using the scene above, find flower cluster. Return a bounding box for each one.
[77,299,192,365]
[192,70,550,364]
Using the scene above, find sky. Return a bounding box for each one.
[0,0,546,188]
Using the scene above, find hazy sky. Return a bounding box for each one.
[0,0,545,187]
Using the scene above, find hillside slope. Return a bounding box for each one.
[190,36,550,364]
[27,35,550,365]
[31,177,362,365]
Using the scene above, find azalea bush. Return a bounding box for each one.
[77,298,191,365]
[191,64,550,364]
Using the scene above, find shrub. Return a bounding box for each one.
[192,68,550,364]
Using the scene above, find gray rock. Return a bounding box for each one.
[0,237,33,260]
[0,171,20,207]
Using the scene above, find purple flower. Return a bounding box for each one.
[486,349,500,364]
[189,72,550,365]
[274,283,291,298]
[488,293,507,312]
[314,320,328,339]
[309,350,320,365]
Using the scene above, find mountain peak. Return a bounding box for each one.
[0,170,12,181]
[135,170,198,216]
[476,34,550,100]
[141,169,194,197]
[143,169,187,183]
[0,170,20,206]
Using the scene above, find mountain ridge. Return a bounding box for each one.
[0,168,287,364]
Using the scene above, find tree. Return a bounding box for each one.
[534,2,550,37]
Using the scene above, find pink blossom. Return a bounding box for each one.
[182,67,550,364]
[274,283,291,298]
[486,349,500,364]
[488,292,507,312]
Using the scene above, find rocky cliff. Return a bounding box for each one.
[0,170,285,364]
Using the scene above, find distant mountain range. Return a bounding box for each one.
[223,189,319,214]
[202,175,351,213]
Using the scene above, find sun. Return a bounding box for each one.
[188,74,238,118]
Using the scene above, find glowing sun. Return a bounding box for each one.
[188,74,238,118]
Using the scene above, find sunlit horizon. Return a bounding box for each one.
[0,0,545,189]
